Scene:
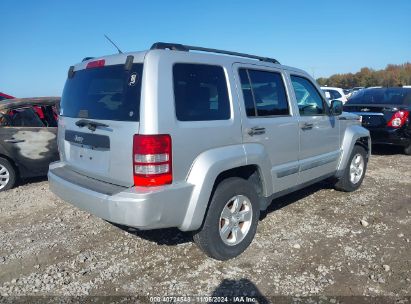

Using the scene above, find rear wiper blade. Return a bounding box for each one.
[75,119,109,131]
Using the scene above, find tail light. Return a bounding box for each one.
[133,134,172,186]
[86,59,105,69]
[387,110,409,128]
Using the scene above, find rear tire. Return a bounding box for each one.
[0,158,16,192]
[193,178,260,260]
[334,145,367,192]
[404,143,411,155]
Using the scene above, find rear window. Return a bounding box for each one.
[60,64,143,121]
[347,88,411,105]
[173,63,230,121]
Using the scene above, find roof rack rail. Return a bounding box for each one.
[150,42,280,64]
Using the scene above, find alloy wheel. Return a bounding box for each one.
[0,164,10,190]
[219,195,253,246]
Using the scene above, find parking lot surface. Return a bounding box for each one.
[0,147,410,299]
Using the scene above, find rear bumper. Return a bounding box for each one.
[48,162,194,230]
[369,127,410,147]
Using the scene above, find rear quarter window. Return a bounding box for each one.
[173,63,230,121]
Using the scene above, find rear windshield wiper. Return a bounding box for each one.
[75,119,109,131]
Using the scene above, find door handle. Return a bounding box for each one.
[4,138,25,143]
[300,122,314,130]
[248,127,266,136]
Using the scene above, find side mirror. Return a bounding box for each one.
[330,99,343,116]
[324,91,331,99]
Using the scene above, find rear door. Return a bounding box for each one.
[233,64,299,193]
[59,61,144,187]
[289,74,340,184]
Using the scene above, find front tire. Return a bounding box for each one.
[334,145,368,192]
[0,158,16,192]
[193,178,260,260]
[404,143,411,155]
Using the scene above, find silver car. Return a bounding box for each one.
[48,43,370,260]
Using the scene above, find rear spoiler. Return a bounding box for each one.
[68,55,134,78]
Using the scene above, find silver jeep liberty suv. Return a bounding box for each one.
[49,42,370,260]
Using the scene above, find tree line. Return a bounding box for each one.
[316,62,411,89]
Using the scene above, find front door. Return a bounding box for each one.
[289,75,340,184]
[233,64,300,194]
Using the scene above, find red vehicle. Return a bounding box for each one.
[0,93,15,101]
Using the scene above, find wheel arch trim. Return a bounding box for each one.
[179,143,271,231]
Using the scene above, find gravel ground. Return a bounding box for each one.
[0,146,410,301]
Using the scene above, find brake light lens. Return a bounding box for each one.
[86,59,105,69]
[133,134,172,186]
[387,110,409,128]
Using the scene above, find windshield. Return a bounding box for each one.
[346,88,411,105]
[60,63,143,121]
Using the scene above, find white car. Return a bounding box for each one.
[321,87,348,104]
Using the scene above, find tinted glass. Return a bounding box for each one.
[238,69,256,117]
[9,107,44,127]
[61,64,143,121]
[291,76,326,115]
[239,69,289,116]
[0,114,8,126]
[346,88,411,105]
[33,105,58,127]
[325,90,342,99]
[173,63,230,121]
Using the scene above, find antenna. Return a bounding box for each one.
[104,34,123,54]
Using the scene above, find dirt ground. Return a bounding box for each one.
[0,146,410,302]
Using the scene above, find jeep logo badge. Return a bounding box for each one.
[74,135,84,143]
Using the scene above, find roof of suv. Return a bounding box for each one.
[75,42,308,76]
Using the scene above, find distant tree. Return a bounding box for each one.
[316,63,411,88]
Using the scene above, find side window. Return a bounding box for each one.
[173,63,230,121]
[0,111,10,126]
[8,107,45,127]
[238,68,289,117]
[325,90,342,99]
[238,69,257,116]
[291,76,326,116]
[323,90,331,99]
[33,105,58,127]
[331,90,342,99]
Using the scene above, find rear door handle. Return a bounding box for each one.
[4,138,25,143]
[248,127,266,136]
[300,122,314,130]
